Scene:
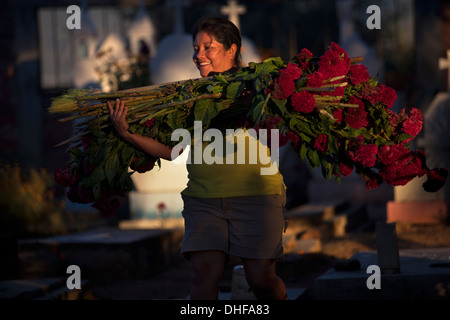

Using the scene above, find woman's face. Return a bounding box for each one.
[193,31,236,78]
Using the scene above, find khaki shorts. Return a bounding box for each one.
[180,190,287,260]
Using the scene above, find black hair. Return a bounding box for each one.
[192,17,242,68]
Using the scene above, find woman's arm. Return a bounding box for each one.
[107,99,177,161]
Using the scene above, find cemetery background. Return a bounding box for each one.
[1,0,450,300]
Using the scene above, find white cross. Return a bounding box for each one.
[166,0,190,34]
[221,0,246,30]
[439,49,450,91]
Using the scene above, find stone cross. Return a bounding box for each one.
[221,0,246,30]
[166,0,190,34]
[375,221,401,274]
[439,49,450,91]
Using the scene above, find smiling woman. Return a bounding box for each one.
[192,17,242,77]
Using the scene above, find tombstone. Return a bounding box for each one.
[336,0,383,81]
[72,2,99,89]
[375,221,400,274]
[387,50,450,223]
[127,0,195,224]
[221,0,261,67]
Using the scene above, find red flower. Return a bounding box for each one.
[294,48,313,71]
[386,109,402,132]
[291,91,315,113]
[278,74,295,98]
[54,167,80,187]
[356,144,378,167]
[365,174,383,191]
[344,97,368,129]
[67,185,95,204]
[333,108,343,123]
[401,108,423,143]
[313,134,328,152]
[286,131,300,148]
[349,64,370,86]
[280,63,302,81]
[339,161,354,177]
[142,118,155,127]
[348,143,378,168]
[367,85,397,108]
[279,133,289,147]
[378,144,410,166]
[318,42,350,79]
[130,156,156,173]
[92,196,120,218]
[380,85,397,108]
[423,168,448,192]
[325,86,345,98]
[306,72,325,88]
[378,150,427,186]
[157,202,166,211]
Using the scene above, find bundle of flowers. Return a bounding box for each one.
[49,42,447,217]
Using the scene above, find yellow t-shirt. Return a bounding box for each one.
[181,128,286,198]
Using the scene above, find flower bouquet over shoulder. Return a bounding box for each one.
[49,42,447,217]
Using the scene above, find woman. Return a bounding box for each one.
[108,17,288,300]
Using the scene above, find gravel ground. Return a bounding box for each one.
[82,222,450,300]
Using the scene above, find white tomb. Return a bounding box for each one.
[95,33,131,92]
[128,0,195,222]
[127,2,157,59]
[387,50,450,223]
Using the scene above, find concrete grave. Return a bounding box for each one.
[18,227,184,282]
[315,247,450,300]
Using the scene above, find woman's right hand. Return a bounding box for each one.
[107,98,174,160]
[107,99,130,138]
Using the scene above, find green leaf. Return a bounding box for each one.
[307,148,320,168]
[118,170,134,192]
[321,157,332,179]
[93,183,102,201]
[203,102,220,124]
[328,135,338,154]
[194,99,210,122]
[299,143,308,160]
[194,99,220,124]
[207,84,223,94]
[121,144,135,163]
[226,81,243,99]
[213,73,228,84]
[69,148,85,162]
[165,113,180,130]
[394,133,413,142]
[105,153,120,185]
[255,59,281,77]
[250,94,270,124]
[85,165,106,187]
[262,57,284,68]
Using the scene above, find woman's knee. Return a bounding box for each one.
[190,251,226,283]
[242,259,277,288]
